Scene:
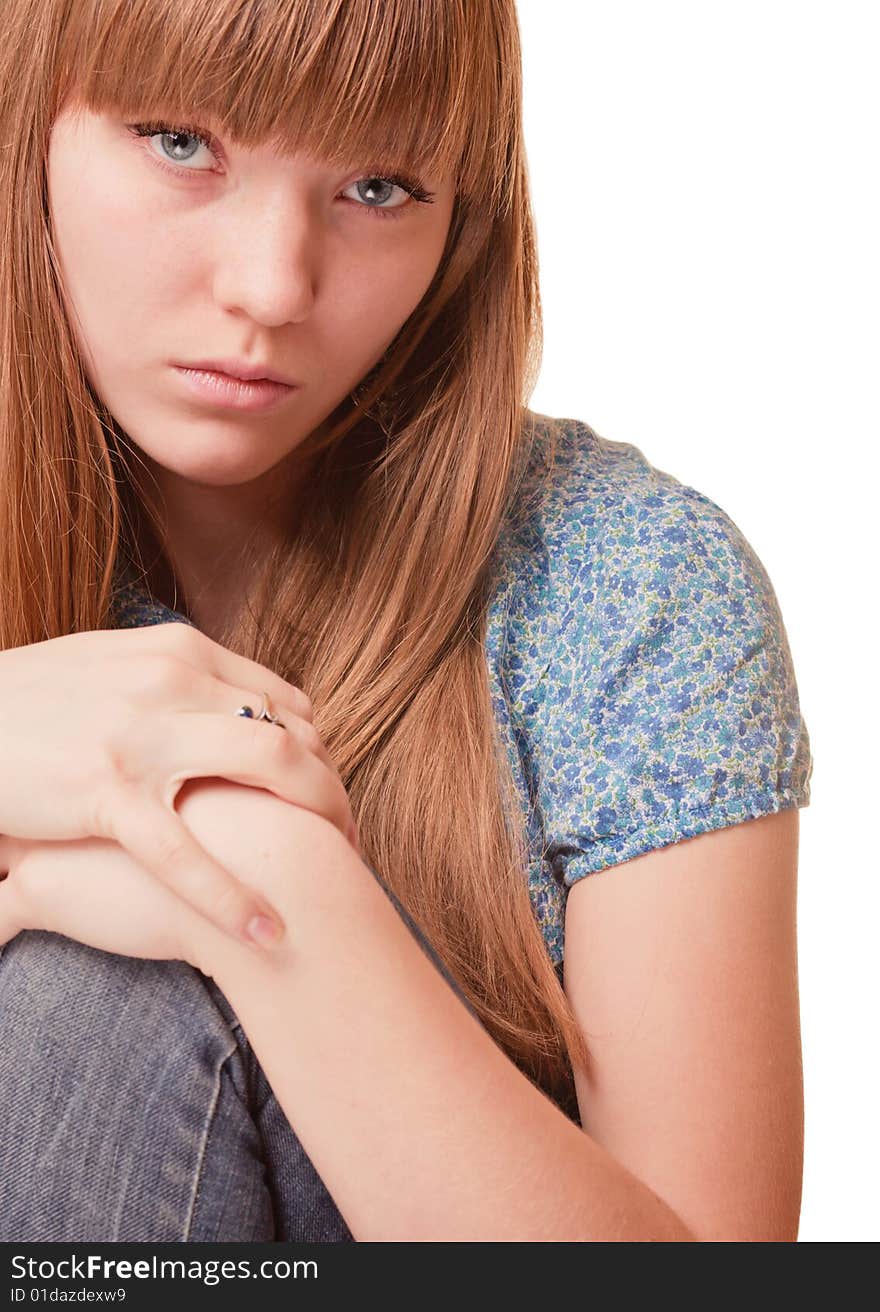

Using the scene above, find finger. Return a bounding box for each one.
[0,878,24,946]
[144,622,316,726]
[154,711,356,840]
[106,785,284,949]
[202,671,340,778]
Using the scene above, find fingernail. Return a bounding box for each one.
[246,914,284,949]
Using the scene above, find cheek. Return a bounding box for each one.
[48,153,175,359]
[332,222,450,357]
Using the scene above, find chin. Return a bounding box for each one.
[151,447,291,487]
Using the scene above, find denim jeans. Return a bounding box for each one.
[0,869,482,1242]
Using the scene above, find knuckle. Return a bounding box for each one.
[88,778,119,839]
[207,877,249,929]
[150,822,192,873]
[131,655,195,715]
[156,654,194,695]
[293,718,322,755]
[133,652,179,693]
[154,619,200,651]
[90,774,142,841]
[99,716,158,796]
[260,721,292,764]
[294,689,315,723]
[239,713,289,768]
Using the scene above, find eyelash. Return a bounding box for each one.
[125,120,436,220]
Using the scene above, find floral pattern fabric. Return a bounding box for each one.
[109,413,813,968]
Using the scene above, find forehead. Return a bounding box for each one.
[51,0,509,207]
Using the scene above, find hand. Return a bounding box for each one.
[0,621,360,947]
[0,832,219,975]
[0,782,362,978]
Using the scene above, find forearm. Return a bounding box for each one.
[176,780,696,1242]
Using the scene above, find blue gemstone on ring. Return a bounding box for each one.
[237,706,255,718]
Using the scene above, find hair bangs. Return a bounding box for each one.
[55,0,511,203]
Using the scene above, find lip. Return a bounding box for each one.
[177,357,299,386]
[172,366,299,413]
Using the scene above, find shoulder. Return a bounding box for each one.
[489,410,790,701]
[512,410,776,600]
[498,409,802,688]
[489,410,813,888]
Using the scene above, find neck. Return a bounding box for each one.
[123,462,298,625]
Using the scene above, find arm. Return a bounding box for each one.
[176,778,697,1242]
[564,807,804,1241]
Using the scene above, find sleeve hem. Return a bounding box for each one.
[561,787,810,887]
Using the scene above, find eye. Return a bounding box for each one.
[125,120,438,221]
[126,120,217,172]
[341,172,437,221]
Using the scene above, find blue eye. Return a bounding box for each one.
[125,120,437,221]
[341,170,436,220]
[127,121,216,171]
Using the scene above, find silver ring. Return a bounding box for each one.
[235,690,286,729]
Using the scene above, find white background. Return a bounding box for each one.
[518,0,878,1242]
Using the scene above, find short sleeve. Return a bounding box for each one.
[531,430,814,889]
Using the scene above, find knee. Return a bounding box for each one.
[0,931,255,1243]
[0,928,236,1056]
[0,929,245,1162]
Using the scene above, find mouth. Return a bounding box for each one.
[171,366,299,413]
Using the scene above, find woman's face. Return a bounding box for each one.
[46,104,455,493]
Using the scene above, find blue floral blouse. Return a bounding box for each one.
[109,413,813,970]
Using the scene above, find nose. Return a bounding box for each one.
[211,196,318,328]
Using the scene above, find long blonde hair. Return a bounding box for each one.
[0,0,589,1118]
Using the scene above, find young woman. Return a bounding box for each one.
[0,0,812,1242]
